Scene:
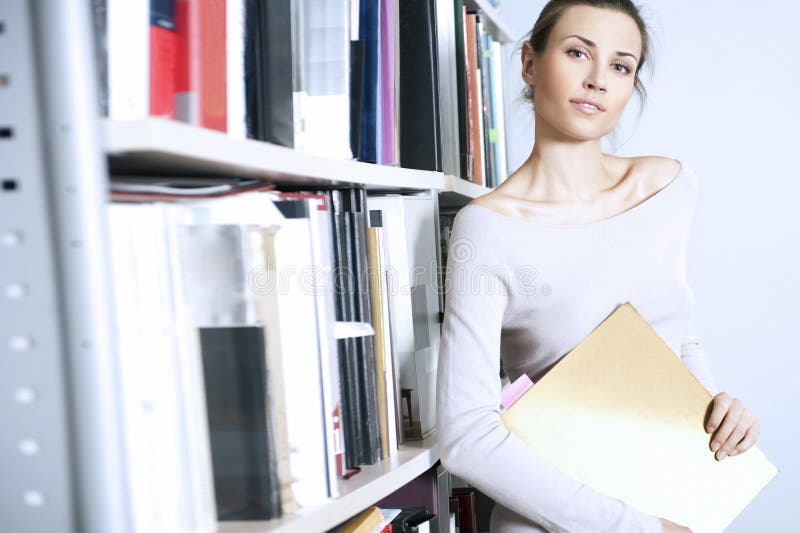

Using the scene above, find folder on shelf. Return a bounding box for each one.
[500,302,778,533]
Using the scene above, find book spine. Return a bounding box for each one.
[328,190,363,470]
[476,18,495,188]
[490,39,508,183]
[398,0,443,172]
[199,326,281,520]
[379,0,396,165]
[149,0,177,118]
[453,1,470,180]
[358,0,379,163]
[175,0,227,131]
[107,0,150,119]
[465,13,483,186]
[367,226,390,461]
[226,0,246,137]
[350,205,381,464]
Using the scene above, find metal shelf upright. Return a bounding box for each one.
[1,1,129,532]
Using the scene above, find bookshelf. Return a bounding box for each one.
[4,0,515,531]
[105,119,449,193]
[219,437,440,533]
[104,118,492,203]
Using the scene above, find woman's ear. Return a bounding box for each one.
[521,42,537,87]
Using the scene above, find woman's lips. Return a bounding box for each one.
[570,101,604,115]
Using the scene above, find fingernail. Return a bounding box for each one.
[711,442,720,452]
[718,450,727,460]
[707,425,715,433]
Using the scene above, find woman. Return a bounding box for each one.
[436,1,761,532]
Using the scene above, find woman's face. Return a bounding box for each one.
[522,5,643,140]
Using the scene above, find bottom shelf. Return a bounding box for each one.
[217,435,440,533]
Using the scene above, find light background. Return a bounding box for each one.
[495,1,799,530]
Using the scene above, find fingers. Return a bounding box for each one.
[709,397,742,460]
[705,392,732,435]
[734,419,761,455]
[719,408,752,458]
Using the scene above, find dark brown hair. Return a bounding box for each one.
[522,0,653,111]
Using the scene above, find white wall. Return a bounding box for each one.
[498,1,799,530]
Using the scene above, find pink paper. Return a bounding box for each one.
[501,374,534,409]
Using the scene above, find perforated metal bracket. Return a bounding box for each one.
[0,1,129,532]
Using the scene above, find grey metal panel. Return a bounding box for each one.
[0,0,130,532]
[0,1,76,532]
[29,0,131,531]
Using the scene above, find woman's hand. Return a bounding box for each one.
[660,517,692,532]
[705,391,760,460]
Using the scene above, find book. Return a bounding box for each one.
[379,0,398,165]
[293,0,353,159]
[464,13,482,185]
[366,209,402,459]
[358,0,379,163]
[226,0,246,137]
[449,489,476,533]
[500,302,779,533]
[199,325,282,520]
[244,0,293,146]
[398,0,442,172]
[270,197,335,505]
[175,0,227,132]
[105,0,174,119]
[108,203,217,532]
[328,189,382,467]
[433,0,462,177]
[367,194,440,440]
[338,506,383,533]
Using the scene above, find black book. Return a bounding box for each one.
[345,189,381,463]
[245,0,294,146]
[199,325,281,520]
[398,0,442,172]
[349,210,381,464]
[390,506,436,533]
[358,0,379,163]
[349,40,366,160]
[328,190,364,469]
[453,0,470,179]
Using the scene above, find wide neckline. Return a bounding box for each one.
[467,160,687,230]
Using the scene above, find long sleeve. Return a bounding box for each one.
[680,170,720,397]
[680,285,720,396]
[436,210,663,533]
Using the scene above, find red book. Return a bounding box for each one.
[175,0,227,131]
[465,12,483,186]
[452,488,477,533]
[149,0,177,118]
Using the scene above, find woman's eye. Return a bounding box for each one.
[568,48,632,74]
[567,48,586,59]
[613,63,632,74]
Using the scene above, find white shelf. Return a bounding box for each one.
[440,174,491,209]
[103,119,494,204]
[217,436,440,533]
[446,174,491,199]
[103,118,448,192]
[464,0,518,44]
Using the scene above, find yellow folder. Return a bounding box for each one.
[500,302,778,532]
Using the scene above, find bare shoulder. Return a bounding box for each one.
[468,155,682,207]
[626,155,683,188]
[467,189,506,210]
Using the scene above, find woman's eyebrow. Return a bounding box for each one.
[560,34,639,61]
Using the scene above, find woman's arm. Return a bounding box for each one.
[436,209,662,533]
[679,308,720,396]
